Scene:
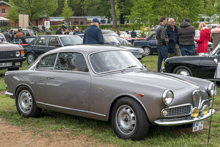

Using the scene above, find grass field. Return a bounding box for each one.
[0,56,219,146]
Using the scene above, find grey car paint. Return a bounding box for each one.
[5,45,215,125]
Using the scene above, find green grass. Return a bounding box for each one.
[0,57,220,146]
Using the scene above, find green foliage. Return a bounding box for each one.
[8,0,58,21]
[62,0,74,20]
[7,0,19,22]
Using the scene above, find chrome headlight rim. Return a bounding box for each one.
[15,51,21,57]
[162,89,174,106]
[208,82,217,96]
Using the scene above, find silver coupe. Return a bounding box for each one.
[5,45,216,140]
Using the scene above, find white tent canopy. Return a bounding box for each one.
[0,17,9,21]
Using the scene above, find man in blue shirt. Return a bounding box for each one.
[83,18,104,44]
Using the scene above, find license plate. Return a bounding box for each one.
[0,62,12,67]
[192,121,203,132]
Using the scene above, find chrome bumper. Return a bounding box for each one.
[5,91,14,96]
[154,109,215,126]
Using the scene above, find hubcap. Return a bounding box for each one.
[116,105,136,135]
[176,69,190,76]
[144,48,150,55]
[27,54,34,64]
[18,90,33,114]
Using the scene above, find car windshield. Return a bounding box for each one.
[90,50,143,73]
[60,36,83,46]
[104,36,120,45]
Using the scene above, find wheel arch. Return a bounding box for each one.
[15,83,34,98]
[108,94,150,122]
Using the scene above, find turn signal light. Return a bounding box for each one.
[192,108,199,118]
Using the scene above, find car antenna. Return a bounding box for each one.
[207,53,219,145]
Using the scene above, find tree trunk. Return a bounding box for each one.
[110,0,117,29]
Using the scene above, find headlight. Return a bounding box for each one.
[162,90,174,105]
[202,105,209,115]
[192,107,199,117]
[139,49,144,53]
[15,51,20,57]
[208,82,217,96]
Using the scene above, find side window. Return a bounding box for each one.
[35,54,57,70]
[35,37,48,46]
[48,37,60,46]
[149,34,156,40]
[55,52,88,72]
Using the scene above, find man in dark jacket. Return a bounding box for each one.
[156,16,169,72]
[56,27,62,34]
[83,18,104,44]
[166,18,181,57]
[130,29,137,45]
[73,27,81,35]
[178,18,195,56]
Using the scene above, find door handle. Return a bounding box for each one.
[46,77,54,80]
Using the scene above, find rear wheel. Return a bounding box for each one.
[143,47,152,55]
[111,97,149,140]
[16,86,41,117]
[27,53,35,65]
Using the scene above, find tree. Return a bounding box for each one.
[62,0,74,20]
[8,0,58,21]
[204,0,216,22]
[7,0,19,23]
[110,0,117,28]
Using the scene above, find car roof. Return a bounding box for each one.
[46,45,127,55]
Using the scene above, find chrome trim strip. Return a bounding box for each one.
[201,98,212,107]
[155,109,215,126]
[36,101,106,117]
[5,91,14,96]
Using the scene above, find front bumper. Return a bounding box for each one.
[154,109,215,126]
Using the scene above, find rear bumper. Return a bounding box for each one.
[154,109,215,126]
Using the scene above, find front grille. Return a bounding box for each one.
[192,90,201,108]
[163,104,191,117]
[0,51,16,59]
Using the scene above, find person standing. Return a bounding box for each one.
[56,27,62,34]
[195,22,210,54]
[73,27,80,35]
[210,24,220,50]
[26,31,31,36]
[83,18,104,44]
[156,16,169,72]
[178,18,195,56]
[10,30,14,41]
[15,29,24,38]
[166,18,181,57]
[79,29,83,34]
[5,30,11,42]
[130,29,137,45]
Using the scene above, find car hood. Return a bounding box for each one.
[111,70,197,90]
[0,43,24,51]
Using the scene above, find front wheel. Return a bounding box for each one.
[16,86,42,117]
[143,47,152,55]
[173,66,193,76]
[111,97,149,140]
[27,53,35,65]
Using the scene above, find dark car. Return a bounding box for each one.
[133,32,157,55]
[24,35,83,64]
[0,33,26,70]
[164,44,220,80]
[11,36,36,46]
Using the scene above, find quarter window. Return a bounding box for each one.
[55,52,88,72]
[48,37,60,46]
[35,37,48,46]
[36,54,57,70]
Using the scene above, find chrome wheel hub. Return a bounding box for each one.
[116,105,136,135]
[18,90,32,114]
[144,48,150,55]
[28,55,34,64]
[176,69,190,76]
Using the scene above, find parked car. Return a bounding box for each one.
[119,31,131,38]
[102,30,118,36]
[0,33,25,70]
[24,35,83,64]
[134,32,213,55]
[133,32,157,55]
[11,36,36,46]
[103,35,145,59]
[164,44,220,80]
[5,45,216,140]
